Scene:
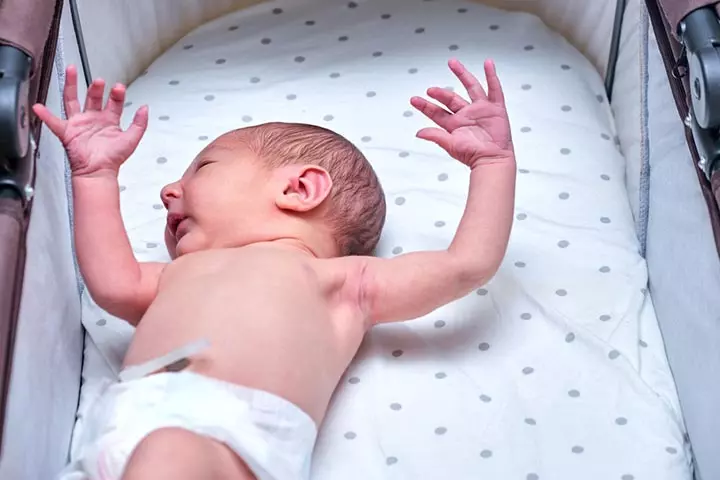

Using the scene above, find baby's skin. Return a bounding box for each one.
[35,59,516,479]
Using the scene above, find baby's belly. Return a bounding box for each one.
[123,255,364,424]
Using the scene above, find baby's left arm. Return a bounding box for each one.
[351,59,516,325]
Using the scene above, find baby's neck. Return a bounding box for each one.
[263,238,320,258]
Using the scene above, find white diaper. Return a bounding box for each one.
[58,370,317,480]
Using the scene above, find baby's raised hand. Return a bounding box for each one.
[33,65,148,178]
[411,59,513,168]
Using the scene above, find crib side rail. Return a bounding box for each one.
[646,0,720,255]
[0,0,63,457]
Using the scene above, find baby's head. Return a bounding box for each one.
[161,122,386,258]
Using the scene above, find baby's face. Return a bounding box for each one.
[160,142,275,257]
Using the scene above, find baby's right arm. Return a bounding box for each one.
[34,66,162,325]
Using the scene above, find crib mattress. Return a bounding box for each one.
[71,0,692,478]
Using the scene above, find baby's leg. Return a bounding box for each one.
[121,428,256,480]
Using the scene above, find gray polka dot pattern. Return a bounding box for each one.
[305,20,315,25]
[520,126,531,133]
[565,332,575,343]
[408,68,418,74]
[156,157,167,164]
[525,418,537,425]
[516,213,527,220]
[403,110,413,117]
[348,377,360,384]
[434,320,446,328]
[572,446,584,454]
[476,288,488,296]
[124,101,132,107]
[599,266,611,273]
[158,115,170,121]
[600,216,611,224]
[386,457,398,466]
[168,80,179,85]
[622,475,635,480]
[146,242,158,248]
[395,196,406,205]
[361,136,372,142]
[338,35,349,42]
[415,27,425,34]
[435,372,447,379]
[435,427,447,435]
[561,105,572,112]
[639,340,648,348]
[323,114,334,122]
[515,261,526,268]
[438,173,448,181]
[215,58,226,64]
[560,148,571,155]
[561,64,571,70]
[372,51,383,57]
[480,450,493,458]
[609,350,620,360]
[392,246,403,255]
[152,204,163,210]
[527,474,539,480]
[250,77,261,83]
[600,314,612,321]
[344,431,356,440]
[568,389,580,398]
[119,185,127,192]
[666,447,678,454]
[242,115,252,122]
[182,44,193,50]
[390,403,402,411]
[521,313,532,320]
[286,94,297,100]
[392,349,403,357]
[381,13,391,19]
[272,7,283,14]
[294,56,306,63]
[96,319,106,326]
[478,342,490,351]
[329,72,340,78]
[556,289,567,296]
[601,174,611,180]
[479,394,492,403]
[204,94,215,101]
[558,192,570,199]
[489,24,499,30]
[261,38,271,45]
[449,44,459,51]
[519,168,530,174]
[558,240,570,248]
[601,133,611,140]
[616,417,628,426]
[524,45,535,51]
[434,220,445,227]
[521,84,532,90]
[398,151,409,157]
[522,367,535,375]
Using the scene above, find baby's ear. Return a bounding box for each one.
[275,165,333,213]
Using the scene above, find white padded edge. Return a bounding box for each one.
[76,0,619,86]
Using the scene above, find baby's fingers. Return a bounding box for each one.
[32,103,66,139]
[84,78,106,112]
[63,65,81,117]
[410,96,452,130]
[484,60,505,106]
[416,127,452,152]
[449,59,486,102]
[105,83,127,117]
[427,87,469,113]
[123,105,149,148]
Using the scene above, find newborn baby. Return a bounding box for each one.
[37,58,516,480]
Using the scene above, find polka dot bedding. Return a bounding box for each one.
[73,0,692,479]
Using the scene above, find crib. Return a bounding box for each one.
[1,0,719,479]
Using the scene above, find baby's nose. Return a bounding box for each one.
[160,182,181,208]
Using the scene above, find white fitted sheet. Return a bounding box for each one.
[71,0,692,479]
